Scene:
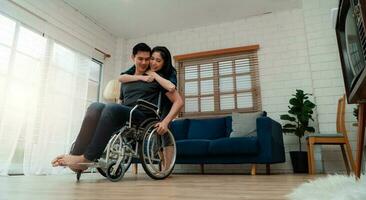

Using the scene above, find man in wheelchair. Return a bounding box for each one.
[51,43,183,181]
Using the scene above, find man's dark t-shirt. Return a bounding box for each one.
[120,66,177,118]
[121,80,163,116]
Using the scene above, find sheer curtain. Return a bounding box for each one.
[0,13,92,175]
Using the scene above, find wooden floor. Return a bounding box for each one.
[0,173,319,200]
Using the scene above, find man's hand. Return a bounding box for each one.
[139,75,154,82]
[155,120,169,135]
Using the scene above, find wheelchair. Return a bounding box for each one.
[73,97,177,182]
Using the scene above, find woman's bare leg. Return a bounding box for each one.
[163,146,174,171]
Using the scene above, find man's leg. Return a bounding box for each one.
[71,102,106,155]
[83,103,146,161]
[57,103,146,169]
[51,102,105,168]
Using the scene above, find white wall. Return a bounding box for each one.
[303,0,360,173]
[118,0,360,174]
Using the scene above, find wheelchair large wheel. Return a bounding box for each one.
[139,121,176,180]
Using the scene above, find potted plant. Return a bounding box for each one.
[280,89,316,173]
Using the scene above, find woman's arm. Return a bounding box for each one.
[155,90,184,134]
[118,74,154,83]
[147,71,176,92]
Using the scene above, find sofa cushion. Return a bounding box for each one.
[176,139,211,156]
[187,117,226,139]
[230,112,262,138]
[170,119,189,140]
[208,137,258,155]
[225,116,233,137]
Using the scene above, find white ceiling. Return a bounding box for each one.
[63,0,302,39]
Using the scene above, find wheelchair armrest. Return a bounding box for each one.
[136,99,158,111]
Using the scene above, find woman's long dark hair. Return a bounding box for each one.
[151,46,176,78]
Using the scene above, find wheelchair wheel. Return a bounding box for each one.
[139,121,176,180]
[104,135,133,178]
[120,138,134,173]
[106,162,124,182]
[96,167,107,177]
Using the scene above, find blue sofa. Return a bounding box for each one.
[170,114,285,174]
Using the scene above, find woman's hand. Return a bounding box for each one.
[145,70,156,77]
[155,120,169,135]
[139,75,154,82]
[146,70,175,92]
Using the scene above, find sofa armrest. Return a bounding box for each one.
[256,116,286,164]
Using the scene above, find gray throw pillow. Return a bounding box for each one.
[230,112,262,138]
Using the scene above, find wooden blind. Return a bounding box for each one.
[174,45,261,117]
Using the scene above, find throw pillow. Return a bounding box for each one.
[230,111,263,138]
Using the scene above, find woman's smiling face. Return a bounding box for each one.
[150,51,164,72]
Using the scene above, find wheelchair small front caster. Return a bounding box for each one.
[76,171,81,181]
[106,162,124,182]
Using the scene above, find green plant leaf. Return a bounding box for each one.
[289,98,301,106]
[304,100,316,109]
[283,128,296,133]
[305,127,315,133]
[283,124,297,128]
[280,114,296,121]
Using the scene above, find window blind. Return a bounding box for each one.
[176,46,261,117]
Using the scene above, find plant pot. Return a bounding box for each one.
[290,151,308,173]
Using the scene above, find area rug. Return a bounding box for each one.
[287,174,366,200]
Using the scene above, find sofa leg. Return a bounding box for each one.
[266,164,270,175]
[200,164,204,174]
[251,164,256,175]
[133,163,138,174]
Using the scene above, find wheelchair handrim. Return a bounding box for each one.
[143,127,176,178]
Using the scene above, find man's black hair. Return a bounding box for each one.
[132,43,151,56]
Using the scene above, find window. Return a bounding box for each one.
[87,59,102,105]
[175,45,261,117]
[0,12,98,175]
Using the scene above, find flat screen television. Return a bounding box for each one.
[336,0,366,103]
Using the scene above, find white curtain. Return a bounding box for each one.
[0,13,92,175]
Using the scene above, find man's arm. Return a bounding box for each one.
[155,90,184,134]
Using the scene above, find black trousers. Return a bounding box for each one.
[70,102,147,161]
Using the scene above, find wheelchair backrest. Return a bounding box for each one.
[129,92,163,128]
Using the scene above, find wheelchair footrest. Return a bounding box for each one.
[76,160,108,169]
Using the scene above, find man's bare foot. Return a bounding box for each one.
[51,154,65,167]
[58,155,91,171]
